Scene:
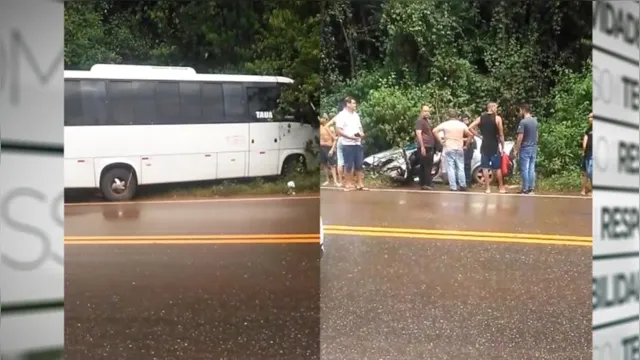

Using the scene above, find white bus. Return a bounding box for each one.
[64,64,316,201]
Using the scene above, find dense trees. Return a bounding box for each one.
[64,0,320,118]
[321,0,592,179]
[65,0,592,180]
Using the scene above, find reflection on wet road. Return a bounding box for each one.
[65,196,320,359]
[64,195,320,237]
[321,189,592,360]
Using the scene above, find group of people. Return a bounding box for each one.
[320,95,593,196]
[319,96,369,191]
[415,102,511,194]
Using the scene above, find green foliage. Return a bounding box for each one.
[322,0,592,179]
[246,3,321,112]
[64,0,592,183]
[63,2,119,67]
[64,1,319,115]
[537,62,592,177]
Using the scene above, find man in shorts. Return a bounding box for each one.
[335,96,368,191]
[327,100,348,186]
[335,132,345,186]
[319,114,339,186]
[469,102,506,193]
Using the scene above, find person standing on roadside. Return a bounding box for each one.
[513,103,539,194]
[469,102,506,194]
[319,114,339,187]
[432,109,474,191]
[415,104,436,190]
[326,99,348,186]
[461,114,475,184]
[335,96,368,191]
[580,112,593,196]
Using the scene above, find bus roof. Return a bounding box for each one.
[64,64,294,84]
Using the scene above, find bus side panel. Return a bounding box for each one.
[248,122,280,177]
[217,152,247,179]
[278,122,316,170]
[64,158,96,188]
[216,123,250,179]
[64,127,97,188]
[141,153,217,185]
[69,124,249,185]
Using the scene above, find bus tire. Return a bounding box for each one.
[281,154,306,176]
[100,167,138,202]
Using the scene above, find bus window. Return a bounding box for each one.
[222,83,246,123]
[202,83,225,123]
[247,85,279,122]
[179,82,203,124]
[64,80,84,126]
[156,82,181,124]
[132,80,157,125]
[107,81,136,125]
[80,80,107,126]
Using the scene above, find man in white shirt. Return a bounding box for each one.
[335,96,367,191]
[432,109,474,191]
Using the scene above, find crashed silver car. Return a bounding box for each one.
[363,135,516,185]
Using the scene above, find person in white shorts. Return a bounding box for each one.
[327,101,348,186]
[335,136,344,183]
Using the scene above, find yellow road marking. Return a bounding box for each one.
[65,233,319,241]
[66,238,319,245]
[324,230,591,247]
[323,225,591,242]
[65,233,319,245]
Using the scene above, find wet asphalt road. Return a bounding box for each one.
[65,190,592,359]
[321,189,592,360]
[64,196,319,237]
[65,196,320,360]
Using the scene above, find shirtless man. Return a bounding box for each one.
[468,102,506,193]
[319,114,339,186]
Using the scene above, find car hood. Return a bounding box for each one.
[363,148,406,166]
[365,138,516,166]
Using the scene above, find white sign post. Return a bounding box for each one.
[0,1,64,359]
[592,1,640,359]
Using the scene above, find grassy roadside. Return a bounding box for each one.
[70,169,581,202]
[64,172,319,203]
[337,171,586,194]
[131,170,581,200]
[509,172,585,193]
[160,172,319,198]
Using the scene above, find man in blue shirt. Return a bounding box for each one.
[514,103,539,194]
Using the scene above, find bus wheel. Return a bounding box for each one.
[281,155,305,176]
[100,167,138,202]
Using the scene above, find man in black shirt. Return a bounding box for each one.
[581,112,593,196]
[468,102,506,193]
[414,104,436,190]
